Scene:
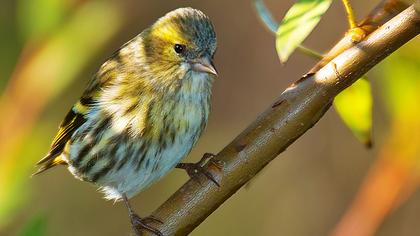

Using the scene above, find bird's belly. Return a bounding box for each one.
[66,111,205,200]
[106,130,198,199]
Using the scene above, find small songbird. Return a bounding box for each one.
[34,7,218,235]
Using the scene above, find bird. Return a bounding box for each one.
[34,7,219,236]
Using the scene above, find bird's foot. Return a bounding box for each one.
[130,214,163,236]
[176,153,223,187]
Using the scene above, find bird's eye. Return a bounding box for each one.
[174,44,186,54]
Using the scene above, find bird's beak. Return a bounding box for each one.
[191,57,218,77]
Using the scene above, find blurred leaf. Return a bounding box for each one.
[19,214,47,236]
[334,77,373,147]
[17,0,68,40]
[33,0,122,96]
[254,0,279,33]
[0,2,22,90]
[380,50,420,120]
[0,124,53,229]
[276,0,332,63]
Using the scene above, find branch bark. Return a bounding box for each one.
[142,4,420,236]
[309,0,409,73]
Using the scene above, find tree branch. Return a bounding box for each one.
[142,4,420,236]
[309,0,409,73]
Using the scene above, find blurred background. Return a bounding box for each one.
[0,0,419,235]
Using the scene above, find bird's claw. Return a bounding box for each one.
[176,153,223,187]
[199,153,224,170]
[130,214,163,236]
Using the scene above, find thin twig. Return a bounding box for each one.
[341,0,358,28]
[297,45,323,60]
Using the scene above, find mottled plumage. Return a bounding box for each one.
[36,7,217,207]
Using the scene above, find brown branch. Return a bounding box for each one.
[141,4,420,236]
[309,0,409,74]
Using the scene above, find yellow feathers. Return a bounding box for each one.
[36,107,87,174]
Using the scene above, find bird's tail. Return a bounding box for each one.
[32,153,67,176]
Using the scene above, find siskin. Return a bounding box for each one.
[34,7,219,236]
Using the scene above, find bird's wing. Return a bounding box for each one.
[34,96,92,175]
[34,50,122,175]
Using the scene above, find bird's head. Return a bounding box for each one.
[142,7,217,85]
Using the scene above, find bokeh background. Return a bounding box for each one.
[1,0,419,235]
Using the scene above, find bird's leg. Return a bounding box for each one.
[176,153,223,187]
[122,194,163,236]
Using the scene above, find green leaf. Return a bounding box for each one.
[276,0,332,63]
[17,0,68,40]
[379,48,420,120]
[334,77,373,147]
[254,0,279,33]
[19,214,47,236]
